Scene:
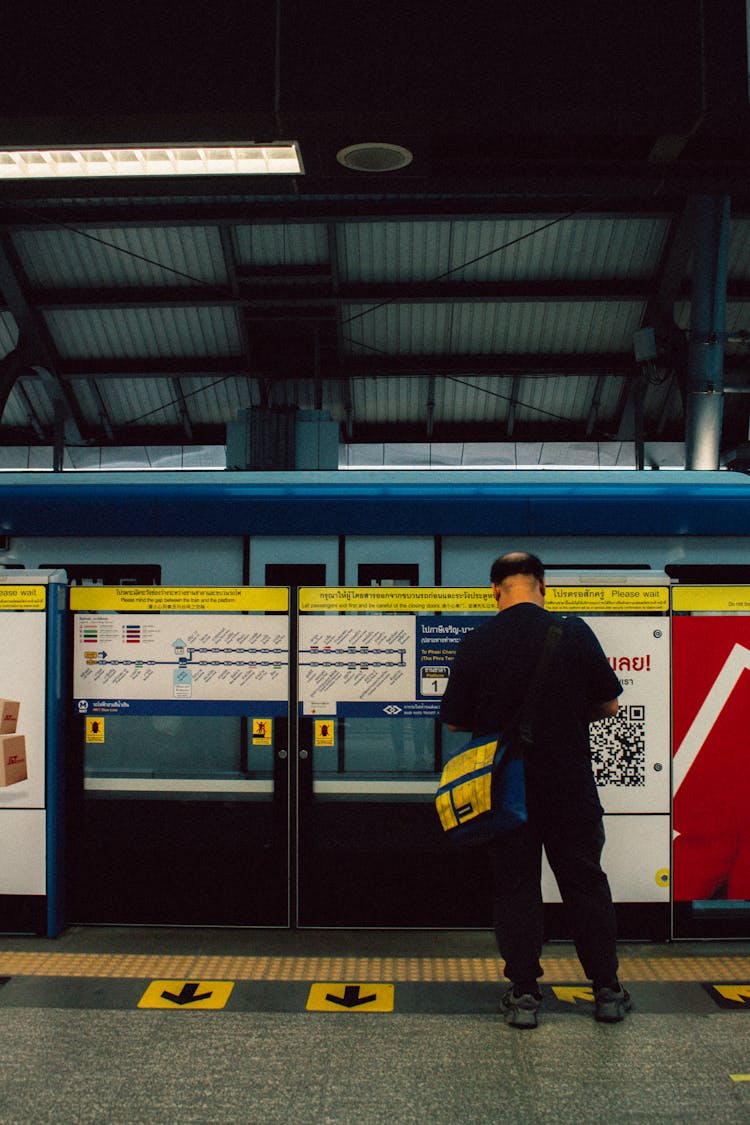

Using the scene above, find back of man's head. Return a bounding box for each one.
[490,552,545,586]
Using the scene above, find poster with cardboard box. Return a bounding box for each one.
[0,611,46,808]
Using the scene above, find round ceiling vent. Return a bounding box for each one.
[336,142,413,172]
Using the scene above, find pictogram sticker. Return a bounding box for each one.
[85,717,105,743]
[314,719,335,747]
[252,718,273,746]
[306,983,394,1012]
[138,980,234,1009]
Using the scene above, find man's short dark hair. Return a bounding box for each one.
[490,552,545,585]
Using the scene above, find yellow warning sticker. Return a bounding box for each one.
[138,980,234,1009]
[70,586,288,613]
[0,585,46,610]
[85,717,105,743]
[314,719,335,747]
[545,586,669,613]
[672,586,750,613]
[252,718,273,745]
[306,983,394,1012]
[299,587,495,613]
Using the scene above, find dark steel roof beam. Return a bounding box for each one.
[56,351,636,379]
[346,352,635,377]
[0,199,684,233]
[30,278,655,311]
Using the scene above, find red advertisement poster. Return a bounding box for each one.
[672,616,750,901]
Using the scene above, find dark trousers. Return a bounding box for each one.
[489,815,619,987]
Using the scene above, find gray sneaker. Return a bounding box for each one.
[501,987,542,1029]
[594,985,632,1023]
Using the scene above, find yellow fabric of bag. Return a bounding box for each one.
[435,735,498,831]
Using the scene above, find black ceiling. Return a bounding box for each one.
[0,1,749,464]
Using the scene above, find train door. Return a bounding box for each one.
[69,585,290,926]
[295,584,493,927]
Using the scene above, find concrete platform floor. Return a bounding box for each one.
[1,927,750,1124]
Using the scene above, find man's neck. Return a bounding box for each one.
[492,578,545,612]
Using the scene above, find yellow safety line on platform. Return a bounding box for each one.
[2,952,750,982]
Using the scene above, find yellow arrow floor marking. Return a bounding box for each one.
[138,980,234,1009]
[306,982,394,1012]
[552,986,595,1004]
[714,985,750,1004]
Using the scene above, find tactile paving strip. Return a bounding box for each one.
[1,951,749,982]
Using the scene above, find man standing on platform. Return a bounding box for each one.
[439,551,630,1028]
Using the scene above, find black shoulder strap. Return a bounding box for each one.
[517,618,563,752]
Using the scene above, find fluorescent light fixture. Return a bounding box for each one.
[0,143,303,179]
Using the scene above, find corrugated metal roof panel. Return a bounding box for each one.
[44,306,242,358]
[351,374,428,424]
[2,379,47,429]
[444,216,669,283]
[345,303,453,355]
[234,223,329,266]
[339,220,453,283]
[346,300,645,355]
[433,371,627,430]
[13,226,227,288]
[512,374,573,426]
[0,311,18,355]
[340,216,669,283]
[437,374,509,424]
[86,378,181,427]
[176,376,255,424]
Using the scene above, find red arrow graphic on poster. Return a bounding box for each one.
[673,642,750,794]
[672,626,750,901]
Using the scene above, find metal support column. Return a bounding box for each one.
[685,194,731,469]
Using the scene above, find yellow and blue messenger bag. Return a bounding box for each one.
[435,728,527,845]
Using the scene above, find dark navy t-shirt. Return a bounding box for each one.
[439,603,622,823]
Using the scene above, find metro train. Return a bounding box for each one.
[1,468,749,938]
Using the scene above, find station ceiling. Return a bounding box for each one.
[1,1,750,468]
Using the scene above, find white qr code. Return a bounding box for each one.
[590,705,645,787]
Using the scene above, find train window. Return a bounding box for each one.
[358,564,419,587]
[40,564,161,585]
[666,565,750,584]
